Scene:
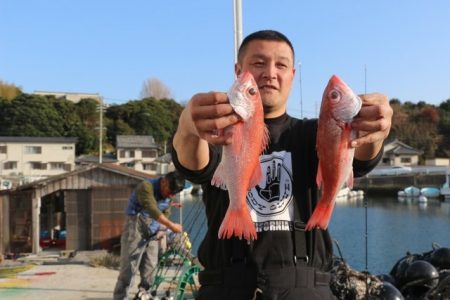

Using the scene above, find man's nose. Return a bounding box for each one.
[262,63,277,79]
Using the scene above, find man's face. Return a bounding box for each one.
[236,40,296,118]
[160,178,174,198]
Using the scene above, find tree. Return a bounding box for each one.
[0,80,22,100]
[140,77,172,100]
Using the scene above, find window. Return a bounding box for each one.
[143,163,157,171]
[119,150,135,158]
[25,146,42,154]
[30,162,47,170]
[62,146,73,150]
[0,146,6,154]
[142,150,157,158]
[401,157,412,163]
[3,161,17,170]
[50,162,65,170]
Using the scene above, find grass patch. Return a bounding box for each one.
[88,253,120,270]
[0,264,34,278]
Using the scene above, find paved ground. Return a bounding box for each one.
[0,263,118,300]
[0,250,198,300]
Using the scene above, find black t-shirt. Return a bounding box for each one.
[172,113,381,272]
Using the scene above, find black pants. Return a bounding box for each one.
[197,264,337,300]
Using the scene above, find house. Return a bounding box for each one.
[0,136,78,184]
[381,139,423,166]
[116,135,160,174]
[0,163,152,255]
[425,158,450,166]
[33,91,101,104]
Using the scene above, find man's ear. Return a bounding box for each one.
[234,63,241,77]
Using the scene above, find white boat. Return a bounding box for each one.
[441,170,450,199]
[335,187,364,202]
[420,187,440,198]
[418,194,428,203]
[403,186,421,197]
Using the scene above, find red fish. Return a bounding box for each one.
[306,75,362,230]
[211,71,269,241]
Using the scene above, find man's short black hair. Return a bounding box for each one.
[237,30,295,63]
[165,171,185,194]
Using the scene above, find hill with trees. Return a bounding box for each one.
[0,80,448,160]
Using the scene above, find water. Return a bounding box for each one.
[172,194,450,276]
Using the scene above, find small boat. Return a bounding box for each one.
[403,186,421,197]
[441,170,450,200]
[420,187,440,198]
[418,194,428,203]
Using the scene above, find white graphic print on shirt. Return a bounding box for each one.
[248,151,294,232]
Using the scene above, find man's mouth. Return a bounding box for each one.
[259,85,278,91]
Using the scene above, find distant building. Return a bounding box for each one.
[425,158,450,166]
[0,136,77,183]
[381,139,423,166]
[33,91,101,104]
[116,135,160,174]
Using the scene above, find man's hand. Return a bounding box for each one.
[170,202,182,208]
[170,223,183,234]
[351,93,393,160]
[189,92,240,145]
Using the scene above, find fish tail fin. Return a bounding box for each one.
[218,207,257,241]
[211,163,227,190]
[305,196,335,230]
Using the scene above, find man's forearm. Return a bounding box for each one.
[173,106,210,170]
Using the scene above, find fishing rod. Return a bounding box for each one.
[364,64,369,299]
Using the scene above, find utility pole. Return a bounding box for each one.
[233,0,243,64]
[298,62,303,118]
[99,96,103,164]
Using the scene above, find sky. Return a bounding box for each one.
[1,1,449,118]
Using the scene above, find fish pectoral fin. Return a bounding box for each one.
[249,164,263,189]
[211,163,228,190]
[316,161,323,188]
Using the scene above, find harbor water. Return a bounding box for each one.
[173,193,450,276]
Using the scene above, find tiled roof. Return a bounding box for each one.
[384,139,423,155]
[116,135,158,148]
[0,136,78,143]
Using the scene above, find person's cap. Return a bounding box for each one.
[165,171,186,194]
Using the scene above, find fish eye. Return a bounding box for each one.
[329,90,340,101]
[248,88,257,96]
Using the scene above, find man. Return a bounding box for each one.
[113,171,185,300]
[172,30,393,299]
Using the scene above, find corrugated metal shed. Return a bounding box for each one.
[1,163,154,254]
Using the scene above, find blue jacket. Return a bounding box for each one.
[125,178,171,233]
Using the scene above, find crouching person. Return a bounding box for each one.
[113,171,185,300]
